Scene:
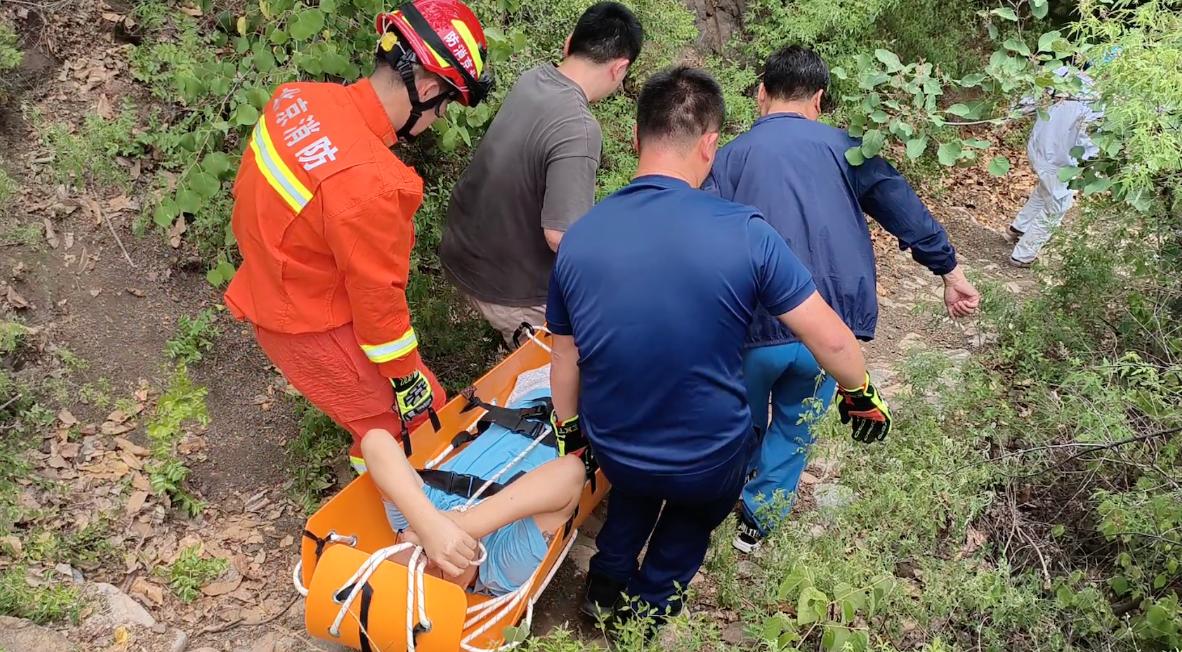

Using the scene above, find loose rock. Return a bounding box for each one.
[0,616,74,652]
[85,581,157,631]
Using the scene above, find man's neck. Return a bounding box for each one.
[635,150,701,187]
[370,72,410,136]
[556,57,605,102]
[763,99,818,120]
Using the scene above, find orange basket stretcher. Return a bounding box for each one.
[293,328,609,652]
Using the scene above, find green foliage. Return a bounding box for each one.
[157,545,228,603]
[0,167,17,212]
[0,320,29,355]
[286,400,351,514]
[145,365,210,516]
[0,568,83,625]
[0,20,21,103]
[35,102,148,189]
[166,308,221,364]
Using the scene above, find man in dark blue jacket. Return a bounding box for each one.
[706,45,979,553]
[548,66,892,630]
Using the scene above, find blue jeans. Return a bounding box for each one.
[589,441,752,611]
[741,342,837,535]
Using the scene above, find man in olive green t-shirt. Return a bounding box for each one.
[441,1,643,346]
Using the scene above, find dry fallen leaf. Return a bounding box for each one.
[58,409,78,427]
[43,219,60,249]
[168,217,187,249]
[113,437,149,457]
[113,625,130,646]
[131,473,151,492]
[95,94,114,120]
[200,570,242,597]
[179,4,203,16]
[130,577,164,606]
[0,534,22,558]
[6,286,30,310]
[125,490,149,516]
[125,287,146,298]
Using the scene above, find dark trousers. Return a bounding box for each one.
[589,442,752,610]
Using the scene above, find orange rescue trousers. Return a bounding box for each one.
[253,322,446,468]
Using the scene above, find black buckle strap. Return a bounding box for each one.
[358,582,375,652]
[459,388,556,445]
[303,529,328,560]
[398,406,442,458]
[419,468,527,500]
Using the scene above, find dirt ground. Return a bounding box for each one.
[0,1,1047,650]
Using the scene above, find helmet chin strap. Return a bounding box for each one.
[393,56,451,143]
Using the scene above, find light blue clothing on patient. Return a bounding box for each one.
[384,389,555,596]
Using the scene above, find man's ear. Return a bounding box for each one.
[700,131,721,161]
[612,59,630,83]
[757,82,767,104]
[632,124,640,154]
[563,34,572,57]
[416,74,444,101]
[812,88,824,115]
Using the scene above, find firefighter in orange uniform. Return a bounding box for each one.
[224,0,494,575]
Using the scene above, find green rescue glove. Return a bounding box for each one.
[392,370,433,423]
[836,373,892,443]
[549,412,588,456]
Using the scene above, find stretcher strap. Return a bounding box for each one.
[358,582,375,652]
[399,406,443,458]
[459,389,555,445]
[303,529,328,560]
[419,468,526,500]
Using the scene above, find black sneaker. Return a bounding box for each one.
[732,512,764,554]
[581,572,627,621]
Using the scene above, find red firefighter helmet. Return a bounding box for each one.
[375,0,492,107]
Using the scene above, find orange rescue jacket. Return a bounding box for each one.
[224,79,425,379]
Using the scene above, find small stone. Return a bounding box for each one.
[248,632,278,652]
[189,648,220,652]
[799,471,820,485]
[737,560,758,578]
[54,562,84,583]
[814,483,856,517]
[169,629,189,652]
[85,582,156,630]
[0,616,74,651]
[689,571,707,588]
[567,543,596,574]
[721,621,749,646]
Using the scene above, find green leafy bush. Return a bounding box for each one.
[0,568,83,625]
[166,308,221,364]
[157,545,228,603]
[146,365,210,516]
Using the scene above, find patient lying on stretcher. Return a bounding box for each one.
[359,420,586,597]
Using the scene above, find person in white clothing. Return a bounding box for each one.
[1007,67,1104,267]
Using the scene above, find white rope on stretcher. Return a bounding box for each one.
[523,325,552,353]
[423,403,497,470]
[459,528,580,652]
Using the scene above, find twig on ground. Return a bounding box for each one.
[0,394,22,412]
[1018,525,1052,588]
[952,425,1182,475]
[199,594,299,634]
[91,196,137,268]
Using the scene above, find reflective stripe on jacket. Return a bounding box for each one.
[224,79,425,378]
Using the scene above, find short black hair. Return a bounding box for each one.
[762,45,829,102]
[568,2,644,64]
[636,66,725,147]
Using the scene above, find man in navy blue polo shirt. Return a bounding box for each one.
[545,66,892,626]
[706,45,980,554]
